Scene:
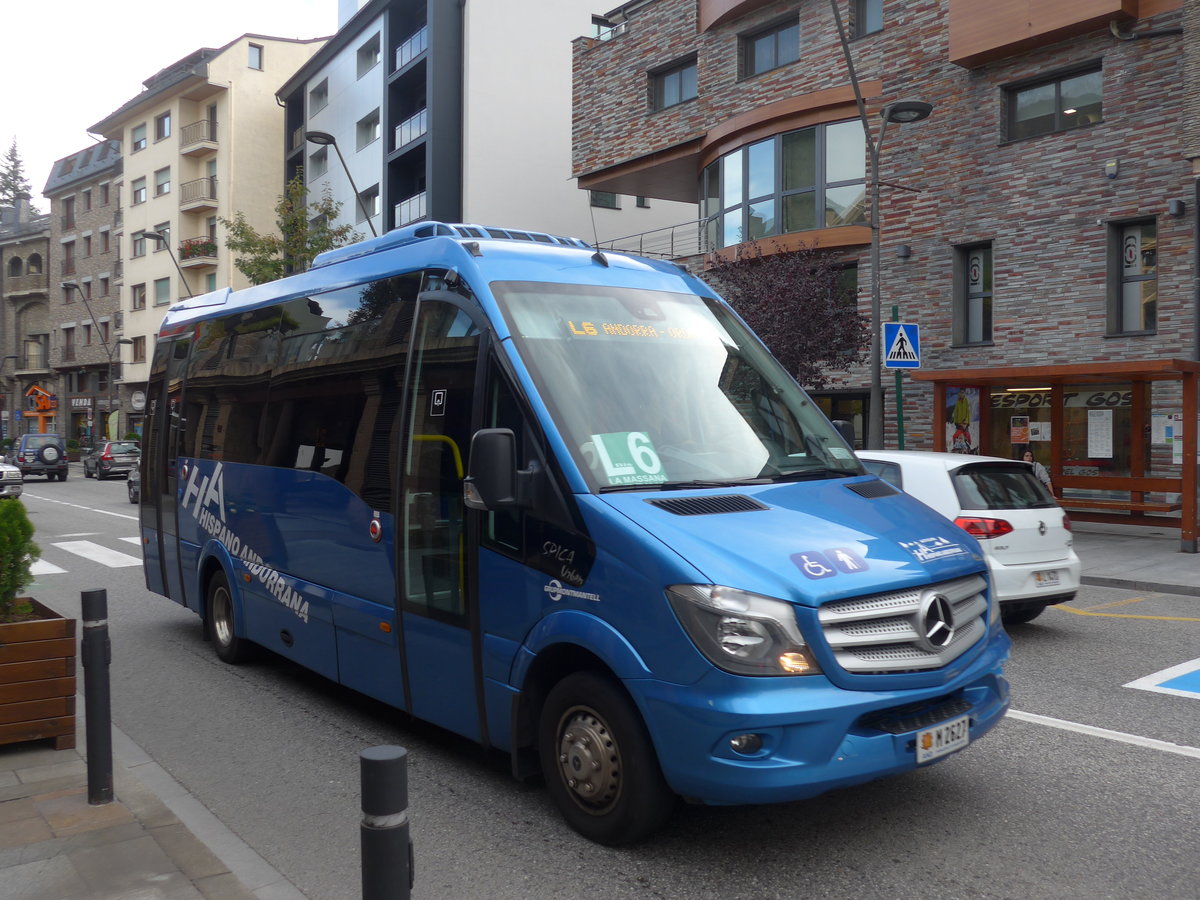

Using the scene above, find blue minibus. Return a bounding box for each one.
[140,222,1010,844]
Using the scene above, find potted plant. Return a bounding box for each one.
[0,499,76,749]
[66,438,81,462]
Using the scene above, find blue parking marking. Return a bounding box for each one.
[1124,658,1200,699]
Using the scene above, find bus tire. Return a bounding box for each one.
[538,671,675,845]
[206,571,254,664]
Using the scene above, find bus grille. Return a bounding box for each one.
[817,574,988,674]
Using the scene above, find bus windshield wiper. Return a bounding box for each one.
[770,467,858,482]
[655,477,771,491]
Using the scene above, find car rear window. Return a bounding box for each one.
[110,442,140,453]
[25,435,57,448]
[951,463,1057,511]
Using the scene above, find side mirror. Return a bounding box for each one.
[464,428,519,510]
[831,419,856,447]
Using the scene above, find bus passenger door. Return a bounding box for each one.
[399,298,483,741]
[143,338,191,606]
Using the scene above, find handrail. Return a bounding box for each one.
[594,217,714,259]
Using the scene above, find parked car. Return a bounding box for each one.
[856,450,1081,625]
[12,433,69,481]
[127,466,140,504]
[83,440,140,480]
[0,461,23,498]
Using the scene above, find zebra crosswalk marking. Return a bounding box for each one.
[49,540,142,568]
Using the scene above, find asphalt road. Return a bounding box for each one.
[18,471,1200,900]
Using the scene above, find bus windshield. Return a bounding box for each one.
[492,280,862,491]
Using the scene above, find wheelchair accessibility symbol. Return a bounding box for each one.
[791,548,869,579]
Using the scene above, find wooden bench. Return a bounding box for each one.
[1058,498,1182,514]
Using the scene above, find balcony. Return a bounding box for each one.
[3,273,48,296]
[180,119,218,156]
[396,25,428,70]
[179,236,218,268]
[394,109,428,151]
[394,192,426,227]
[180,176,218,212]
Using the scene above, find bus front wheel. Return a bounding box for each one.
[538,671,675,845]
[206,571,254,664]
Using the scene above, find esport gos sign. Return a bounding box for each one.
[990,388,1132,410]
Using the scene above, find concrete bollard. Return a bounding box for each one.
[360,745,413,899]
[80,589,113,805]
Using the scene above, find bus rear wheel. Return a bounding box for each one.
[206,571,254,664]
[538,671,674,845]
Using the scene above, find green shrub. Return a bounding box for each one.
[0,499,39,622]
[124,432,141,442]
[67,439,80,451]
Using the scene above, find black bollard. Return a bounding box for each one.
[80,589,113,805]
[360,745,413,900]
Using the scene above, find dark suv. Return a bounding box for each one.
[13,433,69,481]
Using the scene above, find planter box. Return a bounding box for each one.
[0,599,76,749]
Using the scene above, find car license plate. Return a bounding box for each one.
[916,715,970,763]
[1033,569,1061,588]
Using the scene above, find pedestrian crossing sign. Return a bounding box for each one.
[883,322,921,369]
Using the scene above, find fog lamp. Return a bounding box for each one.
[729,733,764,755]
[778,651,815,674]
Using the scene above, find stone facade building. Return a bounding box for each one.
[572,0,1192,472]
[43,141,124,444]
[0,194,51,441]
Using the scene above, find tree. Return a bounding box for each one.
[706,240,868,390]
[0,139,33,208]
[221,173,360,285]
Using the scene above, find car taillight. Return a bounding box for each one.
[1062,514,1072,532]
[954,516,1014,539]
[102,449,113,460]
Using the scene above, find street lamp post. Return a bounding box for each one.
[61,283,135,439]
[304,131,379,237]
[829,1,932,450]
[142,230,196,298]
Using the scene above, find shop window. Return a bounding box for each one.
[1006,64,1102,141]
[1108,220,1156,334]
[953,242,993,345]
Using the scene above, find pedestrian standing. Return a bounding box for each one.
[1022,450,1053,492]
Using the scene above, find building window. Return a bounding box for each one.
[131,124,147,152]
[131,335,146,363]
[1007,64,1102,141]
[63,327,75,360]
[742,19,799,78]
[309,79,328,115]
[154,277,171,305]
[82,189,92,211]
[100,230,110,253]
[590,191,620,209]
[308,147,328,179]
[205,273,217,292]
[701,119,865,249]
[854,0,883,37]
[650,57,697,111]
[100,277,109,296]
[1109,220,1156,334]
[953,243,993,345]
[100,183,110,205]
[132,232,147,258]
[357,184,380,222]
[131,284,146,310]
[248,43,263,70]
[61,196,75,229]
[83,235,92,257]
[357,109,381,150]
[152,223,170,247]
[154,111,171,141]
[62,240,76,276]
[131,177,147,205]
[357,33,381,78]
[154,168,171,196]
[636,196,650,208]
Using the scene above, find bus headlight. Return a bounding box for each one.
[666,585,822,676]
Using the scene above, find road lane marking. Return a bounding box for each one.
[1053,605,1200,622]
[1125,658,1200,699]
[22,491,138,522]
[31,559,67,575]
[51,540,142,568]
[1007,709,1200,759]
[1080,596,1148,611]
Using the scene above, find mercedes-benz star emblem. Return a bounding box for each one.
[1038,520,1047,536]
[917,592,955,652]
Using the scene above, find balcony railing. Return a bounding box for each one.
[396,25,428,69]
[179,236,218,267]
[181,119,218,153]
[395,192,427,227]
[292,125,306,152]
[594,217,712,260]
[394,108,428,150]
[181,177,218,206]
[3,273,47,294]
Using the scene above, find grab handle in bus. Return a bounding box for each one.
[464,428,524,510]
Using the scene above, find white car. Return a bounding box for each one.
[856,450,1080,625]
[0,461,23,498]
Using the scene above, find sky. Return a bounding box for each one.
[3,0,341,208]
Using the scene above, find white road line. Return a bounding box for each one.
[51,540,143,568]
[1124,657,1200,700]
[121,536,141,545]
[21,491,139,522]
[31,559,67,575]
[1007,708,1200,760]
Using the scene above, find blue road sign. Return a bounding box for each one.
[883,322,920,369]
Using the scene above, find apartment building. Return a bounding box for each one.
[276,0,692,244]
[42,141,124,443]
[572,0,1193,469]
[88,34,327,414]
[0,194,51,439]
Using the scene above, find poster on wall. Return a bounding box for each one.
[947,386,980,454]
[1010,416,1030,444]
[1087,408,1114,458]
[1029,421,1051,441]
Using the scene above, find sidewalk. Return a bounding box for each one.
[0,711,305,900]
[1070,520,1200,598]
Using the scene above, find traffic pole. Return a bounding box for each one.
[360,745,413,899]
[80,589,113,805]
